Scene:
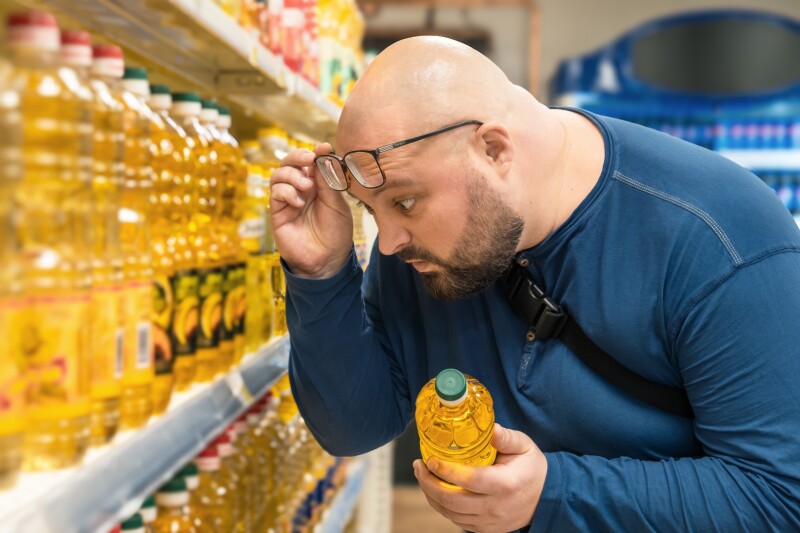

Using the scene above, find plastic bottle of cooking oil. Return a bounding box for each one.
[216,106,248,366]
[171,93,223,384]
[60,31,123,446]
[240,165,269,354]
[213,432,245,532]
[121,512,151,533]
[151,477,198,533]
[139,494,157,526]
[177,461,200,492]
[0,54,24,488]
[416,368,496,469]
[147,84,192,410]
[8,11,92,471]
[271,375,301,531]
[258,128,288,339]
[193,444,235,532]
[199,100,234,374]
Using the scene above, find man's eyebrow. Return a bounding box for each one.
[371,178,417,198]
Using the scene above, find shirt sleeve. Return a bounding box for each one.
[284,246,413,456]
[530,250,800,532]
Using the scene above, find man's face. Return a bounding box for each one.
[347,134,524,300]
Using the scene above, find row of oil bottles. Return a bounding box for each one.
[107,376,352,533]
[0,10,324,488]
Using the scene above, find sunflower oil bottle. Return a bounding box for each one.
[216,106,248,365]
[151,476,198,533]
[121,512,151,533]
[0,55,24,488]
[192,443,236,532]
[139,494,157,526]
[150,88,199,394]
[59,31,123,446]
[272,375,300,531]
[199,100,235,374]
[213,431,245,533]
[244,403,270,531]
[172,93,223,384]
[7,11,92,471]
[416,368,496,469]
[240,165,270,354]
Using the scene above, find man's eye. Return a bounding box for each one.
[356,200,375,215]
[395,198,415,212]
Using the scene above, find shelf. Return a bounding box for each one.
[717,149,800,171]
[319,457,369,533]
[0,336,290,533]
[34,0,341,141]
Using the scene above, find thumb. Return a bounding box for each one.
[492,423,534,456]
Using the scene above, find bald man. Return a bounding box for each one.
[270,37,800,532]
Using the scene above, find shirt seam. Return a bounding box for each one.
[544,452,566,533]
[612,171,744,266]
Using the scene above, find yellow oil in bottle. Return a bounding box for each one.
[199,100,235,374]
[244,403,269,531]
[172,93,222,384]
[230,418,257,532]
[258,394,282,531]
[240,165,269,354]
[0,54,24,488]
[273,375,300,531]
[61,32,124,446]
[192,446,236,533]
[148,84,195,410]
[9,11,93,471]
[151,477,199,533]
[416,368,496,468]
[214,432,246,533]
[216,106,248,366]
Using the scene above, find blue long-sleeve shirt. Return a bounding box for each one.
[284,110,800,531]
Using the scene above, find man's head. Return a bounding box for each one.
[329,36,565,300]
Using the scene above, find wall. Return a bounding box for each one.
[362,0,800,102]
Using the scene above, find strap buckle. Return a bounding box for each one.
[502,264,568,341]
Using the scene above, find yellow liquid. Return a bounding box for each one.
[190,469,236,533]
[415,374,497,467]
[241,167,269,353]
[151,505,198,533]
[0,57,24,487]
[176,114,222,383]
[269,252,287,338]
[150,106,194,409]
[14,47,92,471]
[218,445,246,533]
[116,86,155,429]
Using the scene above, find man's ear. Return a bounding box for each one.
[476,121,513,177]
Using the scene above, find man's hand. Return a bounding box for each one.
[413,424,548,533]
[269,144,354,279]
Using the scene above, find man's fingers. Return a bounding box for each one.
[313,142,333,156]
[424,457,491,494]
[280,147,317,168]
[270,182,306,209]
[269,166,315,192]
[492,423,535,459]
[422,492,479,529]
[414,459,485,514]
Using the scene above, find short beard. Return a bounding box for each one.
[397,173,524,300]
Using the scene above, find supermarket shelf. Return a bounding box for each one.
[717,149,800,170]
[32,0,340,141]
[0,335,289,533]
[319,457,369,533]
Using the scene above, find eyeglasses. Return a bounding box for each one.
[314,119,484,191]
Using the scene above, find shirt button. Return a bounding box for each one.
[518,258,530,267]
[526,330,536,342]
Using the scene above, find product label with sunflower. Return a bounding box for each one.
[152,274,175,376]
[122,279,154,387]
[0,296,25,436]
[170,269,199,358]
[196,267,223,350]
[90,282,124,399]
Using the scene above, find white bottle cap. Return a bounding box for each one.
[7,12,60,52]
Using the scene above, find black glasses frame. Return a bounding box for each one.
[314,119,484,191]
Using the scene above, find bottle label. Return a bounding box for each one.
[233,262,247,337]
[170,269,199,358]
[246,255,266,352]
[152,274,176,376]
[221,263,246,343]
[196,267,224,350]
[269,253,287,336]
[90,283,123,399]
[22,293,91,420]
[0,296,25,436]
[123,280,154,386]
[238,217,266,252]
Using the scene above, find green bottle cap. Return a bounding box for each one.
[201,98,219,110]
[121,513,144,530]
[141,494,155,509]
[218,105,230,116]
[158,476,187,494]
[172,92,201,103]
[177,462,198,477]
[122,67,148,80]
[435,368,467,402]
[149,84,170,95]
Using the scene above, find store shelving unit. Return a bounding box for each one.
[0,337,289,533]
[11,0,341,141]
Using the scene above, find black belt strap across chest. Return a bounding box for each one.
[501,262,694,419]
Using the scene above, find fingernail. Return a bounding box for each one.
[426,458,439,473]
[412,462,419,475]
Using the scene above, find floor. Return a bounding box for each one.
[392,485,461,533]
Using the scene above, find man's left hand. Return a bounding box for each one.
[413,423,548,533]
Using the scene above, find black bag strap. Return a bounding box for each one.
[501,263,694,419]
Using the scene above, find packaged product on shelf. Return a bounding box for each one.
[192,445,235,532]
[151,477,199,533]
[215,106,248,365]
[213,431,246,532]
[0,52,24,489]
[62,30,126,446]
[8,11,93,471]
[139,494,157,525]
[177,461,199,491]
[265,0,285,55]
[171,93,224,384]
[301,0,319,86]
[416,368,497,471]
[281,0,305,73]
[120,512,150,533]
[199,100,236,374]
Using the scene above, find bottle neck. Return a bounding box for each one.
[10,46,57,69]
